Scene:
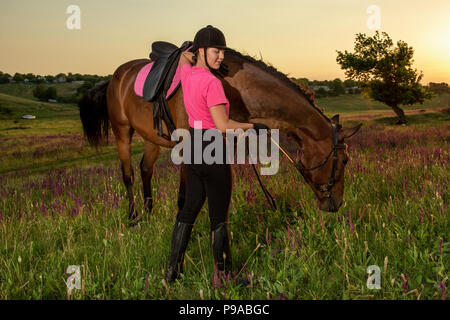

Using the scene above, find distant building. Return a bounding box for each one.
[8,77,16,83]
[54,76,67,83]
[345,86,360,93]
[72,80,85,85]
[310,85,330,91]
[48,99,58,103]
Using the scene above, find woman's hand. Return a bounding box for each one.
[182,52,195,64]
[252,123,270,135]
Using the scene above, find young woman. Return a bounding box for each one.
[165,25,269,283]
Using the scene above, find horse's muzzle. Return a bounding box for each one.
[318,196,342,212]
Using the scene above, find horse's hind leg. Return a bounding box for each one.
[140,140,160,215]
[115,126,137,221]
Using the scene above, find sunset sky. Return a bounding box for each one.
[1,0,449,84]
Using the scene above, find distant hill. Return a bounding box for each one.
[0,93,78,120]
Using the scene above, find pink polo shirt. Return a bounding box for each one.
[180,64,230,129]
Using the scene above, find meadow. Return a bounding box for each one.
[0,86,448,299]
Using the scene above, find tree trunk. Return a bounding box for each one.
[390,104,408,125]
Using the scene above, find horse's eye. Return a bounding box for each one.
[343,159,348,165]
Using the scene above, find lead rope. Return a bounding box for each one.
[249,161,278,211]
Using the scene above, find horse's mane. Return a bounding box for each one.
[226,48,330,122]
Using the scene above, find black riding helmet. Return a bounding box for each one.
[192,25,227,71]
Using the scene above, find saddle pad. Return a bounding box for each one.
[134,61,180,99]
[134,45,192,99]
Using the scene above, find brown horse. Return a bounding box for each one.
[79,48,361,222]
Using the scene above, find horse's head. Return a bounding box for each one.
[298,115,361,212]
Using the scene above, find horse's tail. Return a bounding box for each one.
[78,80,110,149]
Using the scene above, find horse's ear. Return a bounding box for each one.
[331,114,339,125]
[341,123,362,139]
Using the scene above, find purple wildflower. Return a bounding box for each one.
[440,283,446,300]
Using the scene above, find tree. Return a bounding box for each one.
[25,73,36,82]
[0,72,11,84]
[316,87,328,98]
[13,72,25,82]
[33,85,57,101]
[76,81,94,96]
[46,87,57,100]
[428,82,450,95]
[33,84,47,100]
[45,75,55,82]
[330,78,345,96]
[296,78,310,89]
[336,31,432,124]
[344,79,358,88]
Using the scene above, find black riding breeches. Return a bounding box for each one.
[176,127,232,231]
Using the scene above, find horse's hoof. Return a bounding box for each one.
[144,206,153,215]
[128,219,141,228]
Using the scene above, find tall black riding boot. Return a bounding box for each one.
[165,221,193,283]
[210,222,232,274]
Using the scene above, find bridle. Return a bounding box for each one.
[271,123,347,199]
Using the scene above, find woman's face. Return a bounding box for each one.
[199,47,225,70]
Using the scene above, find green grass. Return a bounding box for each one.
[0,91,448,300]
[0,93,78,121]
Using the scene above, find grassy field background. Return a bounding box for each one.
[0,83,448,300]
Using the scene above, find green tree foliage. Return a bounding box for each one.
[13,73,25,82]
[336,31,433,124]
[25,73,36,81]
[1,71,111,84]
[330,78,346,96]
[316,87,328,98]
[33,84,57,101]
[0,72,11,84]
[45,75,55,82]
[296,78,310,89]
[76,81,94,96]
[428,82,450,95]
